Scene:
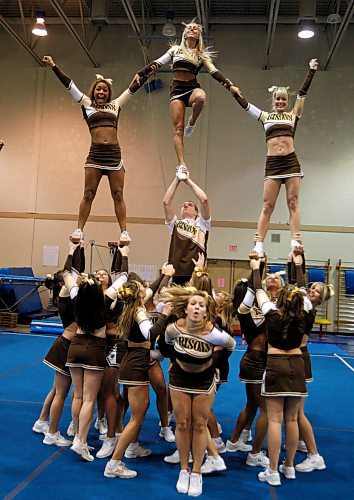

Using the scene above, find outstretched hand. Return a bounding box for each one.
[192,252,205,270]
[43,55,55,67]
[230,85,243,97]
[309,58,319,70]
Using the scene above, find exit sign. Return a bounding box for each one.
[229,245,238,252]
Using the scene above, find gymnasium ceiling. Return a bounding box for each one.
[0,1,353,68]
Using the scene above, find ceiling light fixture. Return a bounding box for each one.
[162,9,176,37]
[297,18,317,39]
[32,11,48,37]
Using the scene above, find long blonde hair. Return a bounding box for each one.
[117,281,143,338]
[175,20,216,65]
[160,285,215,328]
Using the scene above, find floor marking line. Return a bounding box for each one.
[0,359,43,377]
[3,448,66,500]
[333,352,354,372]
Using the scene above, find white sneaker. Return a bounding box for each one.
[296,440,308,453]
[212,437,226,454]
[188,472,202,497]
[176,469,190,494]
[216,421,223,435]
[104,459,137,478]
[124,442,151,459]
[119,231,131,245]
[70,228,84,243]
[226,439,252,453]
[164,449,193,464]
[240,429,252,443]
[295,454,326,472]
[66,420,76,437]
[176,165,187,181]
[246,451,270,468]
[159,426,175,443]
[201,455,226,474]
[94,417,108,436]
[32,419,49,434]
[43,431,72,447]
[96,436,117,458]
[258,467,281,486]
[184,118,195,138]
[279,462,296,479]
[71,439,94,462]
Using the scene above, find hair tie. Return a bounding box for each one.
[95,74,113,86]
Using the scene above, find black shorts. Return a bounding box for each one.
[44,335,71,376]
[118,347,150,386]
[170,79,201,107]
[66,334,106,371]
[239,348,267,384]
[300,345,313,382]
[265,152,303,182]
[262,354,307,397]
[169,362,216,395]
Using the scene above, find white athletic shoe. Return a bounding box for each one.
[94,417,108,436]
[279,462,296,479]
[212,437,226,454]
[32,419,49,434]
[43,431,72,447]
[184,118,195,138]
[295,454,326,472]
[188,472,203,497]
[70,228,84,243]
[159,426,175,443]
[258,467,281,486]
[164,449,193,464]
[226,439,252,453]
[176,469,190,494]
[296,440,308,453]
[96,436,117,458]
[240,429,252,443]
[176,165,187,181]
[104,460,137,478]
[119,231,131,246]
[71,439,94,461]
[124,442,151,459]
[216,421,223,435]
[246,451,270,468]
[201,455,227,474]
[66,420,76,437]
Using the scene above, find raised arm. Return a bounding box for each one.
[129,49,173,93]
[43,55,86,103]
[163,174,179,223]
[293,58,318,117]
[184,168,210,220]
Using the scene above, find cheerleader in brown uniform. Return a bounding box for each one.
[232,59,318,256]
[250,253,307,486]
[159,286,235,497]
[287,253,333,473]
[104,281,172,479]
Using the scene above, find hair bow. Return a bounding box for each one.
[118,285,133,299]
[194,267,209,278]
[95,74,113,86]
[287,286,302,302]
[268,85,290,93]
[80,273,95,286]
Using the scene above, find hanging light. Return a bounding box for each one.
[162,9,176,37]
[32,11,48,37]
[297,18,316,39]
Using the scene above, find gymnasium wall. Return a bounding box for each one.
[0,23,353,323]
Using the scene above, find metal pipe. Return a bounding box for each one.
[0,14,44,66]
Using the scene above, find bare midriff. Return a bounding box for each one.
[267,135,295,156]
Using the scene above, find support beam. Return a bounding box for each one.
[49,0,99,67]
[323,0,354,70]
[120,0,150,62]
[264,0,280,70]
[0,14,44,66]
[195,0,208,33]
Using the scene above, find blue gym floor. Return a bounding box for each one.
[0,331,353,500]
